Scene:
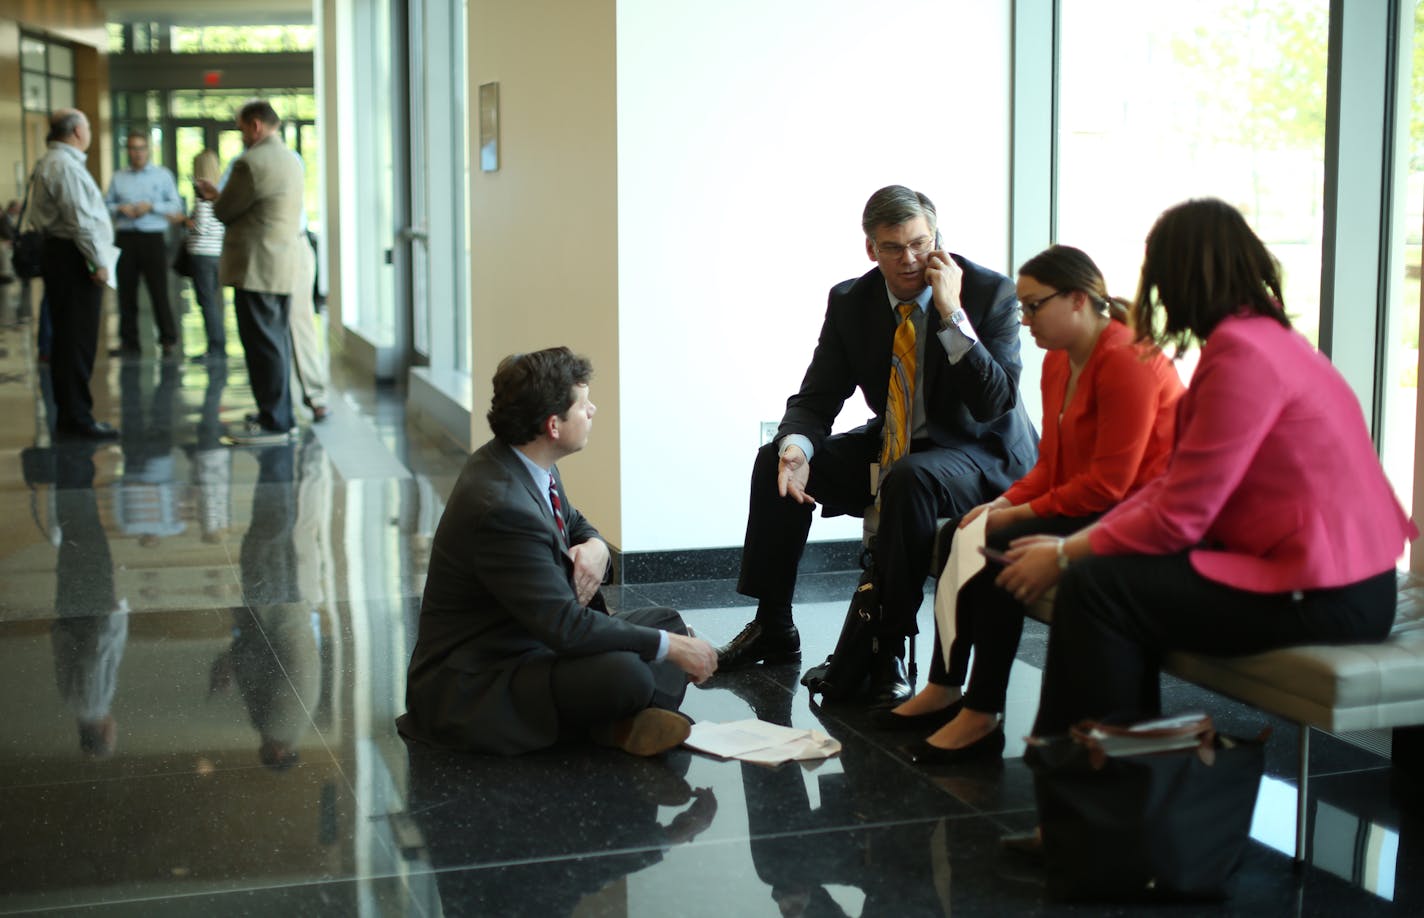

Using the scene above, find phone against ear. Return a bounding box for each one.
[978,545,1011,566]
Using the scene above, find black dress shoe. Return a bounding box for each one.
[716,621,800,670]
[1000,829,1044,861]
[864,652,912,707]
[56,421,119,441]
[906,723,1006,765]
[870,698,963,731]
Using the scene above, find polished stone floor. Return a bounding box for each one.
[1,290,1421,916]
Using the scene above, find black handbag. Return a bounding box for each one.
[801,562,881,702]
[1027,713,1268,902]
[12,172,43,280]
[172,239,194,278]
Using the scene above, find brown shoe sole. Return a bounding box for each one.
[617,709,691,756]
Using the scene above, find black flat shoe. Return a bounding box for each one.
[716,621,801,671]
[870,699,963,731]
[906,723,1005,765]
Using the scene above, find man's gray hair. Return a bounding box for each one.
[47,110,84,143]
[861,185,938,240]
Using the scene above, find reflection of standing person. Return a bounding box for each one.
[185,150,227,362]
[210,442,321,768]
[189,357,232,545]
[194,99,305,444]
[105,130,183,359]
[50,444,128,758]
[114,359,184,542]
[30,109,120,440]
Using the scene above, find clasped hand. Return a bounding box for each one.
[992,534,1063,606]
[568,539,609,606]
[777,444,814,505]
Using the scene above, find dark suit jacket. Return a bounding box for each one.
[779,256,1037,472]
[399,438,663,755]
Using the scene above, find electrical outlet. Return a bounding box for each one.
[760,421,779,446]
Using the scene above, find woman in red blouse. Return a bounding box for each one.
[880,244,1184,765]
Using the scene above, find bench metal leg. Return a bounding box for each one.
[1296,724,1310,867]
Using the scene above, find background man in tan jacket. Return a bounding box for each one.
[195,99,305,444]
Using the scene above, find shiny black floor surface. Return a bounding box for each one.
[1,299,1421,915]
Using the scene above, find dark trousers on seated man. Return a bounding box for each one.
[737,429,1019,695]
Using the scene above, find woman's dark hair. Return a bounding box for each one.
[1018,244,1129,323]
[1133,197,1289,352]
[486,347,593,445]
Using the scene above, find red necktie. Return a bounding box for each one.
[549,476,568,546]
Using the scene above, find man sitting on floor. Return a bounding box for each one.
[398,347,717,756]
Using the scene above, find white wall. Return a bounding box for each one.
[616,0,1015,552]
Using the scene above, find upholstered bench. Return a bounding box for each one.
[1014,573,1424,863]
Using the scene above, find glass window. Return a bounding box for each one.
[48,77,74,111]
[1380,0,1424,556]
[1058,0,1330,348]
[21,72,46,112]
[20,36,44,72]
[48,44,73,77]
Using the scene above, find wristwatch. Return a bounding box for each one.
[1055,538,1071,571]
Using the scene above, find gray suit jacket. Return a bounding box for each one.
[214,134,305,293]
[399,438,663,754]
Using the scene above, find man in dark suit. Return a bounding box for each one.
[399,348,718,756]
[720,185,1038,704]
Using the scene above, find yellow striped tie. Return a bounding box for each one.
[880,302,917,470]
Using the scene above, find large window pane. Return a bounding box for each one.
[1381,0,1424,558]
[1058,0,1329,347]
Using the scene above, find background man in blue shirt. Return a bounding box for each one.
[105,130,182,358]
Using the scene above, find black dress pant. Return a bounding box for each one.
[234,288,294,432]
[43,239,104,431]
[549,606,691,730]
[929,514,1094,713]
[115,230,177,350]
[738,431,1016,640]
[1032,553,1398,735]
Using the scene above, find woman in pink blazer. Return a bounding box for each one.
[995,198,1416,737]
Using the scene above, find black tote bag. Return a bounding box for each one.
[1026,713,1268,902]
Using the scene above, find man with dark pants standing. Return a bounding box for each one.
[720,185,1038,705]
[195,100,304,445]
[105,130,182,359]
[399,348,717,756]
[30,109,119,440]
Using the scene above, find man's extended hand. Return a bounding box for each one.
[666,633,718,684]
[925,251,964,321]
[193,178,218,202]
[777,444,815,505]
[568,538,610,606]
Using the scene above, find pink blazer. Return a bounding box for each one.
[1090,315,1416,593]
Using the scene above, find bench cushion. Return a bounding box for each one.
[1024,577,1424,733]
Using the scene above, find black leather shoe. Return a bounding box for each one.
[56,421,119,441]
[864,652,912,707]
[906,723,1006,765]
[716,621,800,670]
[870,699,963,731]
[1000,829,1044,861]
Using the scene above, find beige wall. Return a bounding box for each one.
[467,0,622,543]
[0,0,109,199]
